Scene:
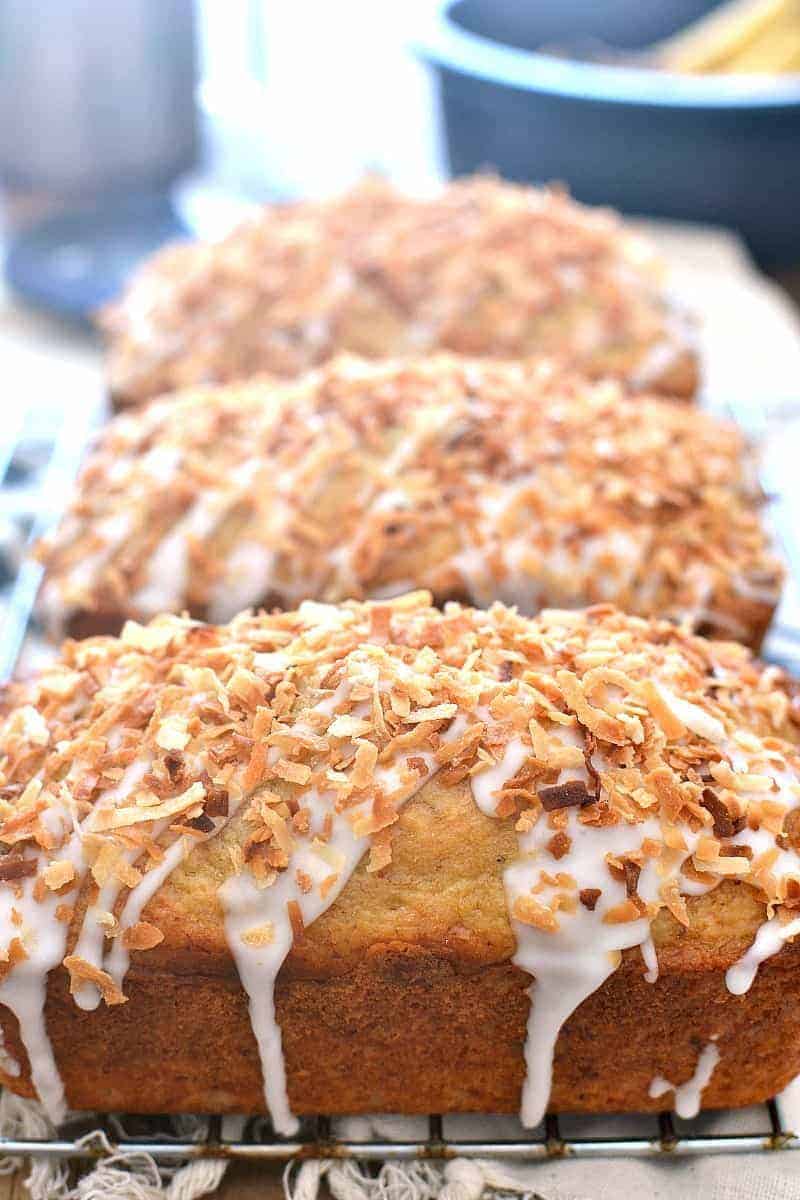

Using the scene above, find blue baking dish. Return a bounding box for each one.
[415,0,800,265]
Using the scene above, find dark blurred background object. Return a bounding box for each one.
[417,0,800,266]
[2,0,800,323]
[0,0,195,321]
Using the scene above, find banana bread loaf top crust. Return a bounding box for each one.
[1,597,799,1129]
[36,356,780,646]
[100,176,697,408]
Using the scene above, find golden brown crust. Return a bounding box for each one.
[37,356,779,648]
[101,177,698,408]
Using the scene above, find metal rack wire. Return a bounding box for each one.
[0,1108,798,1164]
[1,401,800,1164]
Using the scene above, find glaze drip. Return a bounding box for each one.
[649,1040,720,1119]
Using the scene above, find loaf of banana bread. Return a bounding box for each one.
[101,176,698,409]
[1,596,799,1129]
[36,356,780,647]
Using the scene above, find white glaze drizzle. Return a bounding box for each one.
[726,914,800,996]
[132,462,263,616]
[640,935,659,984]
[0,754,153,1123]
[219,677,467,1135]
[649,1040,720,1119]
[0,826,83,1123]
[508,809,675,1128]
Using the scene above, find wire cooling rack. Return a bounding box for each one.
[0,1108,798,1164]
[1,401,800,1164]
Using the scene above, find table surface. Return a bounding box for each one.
[0,222,799,1199]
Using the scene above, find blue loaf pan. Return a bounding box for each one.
[416,0,800,266]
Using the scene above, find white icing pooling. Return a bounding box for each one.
[649,1040,720,1119]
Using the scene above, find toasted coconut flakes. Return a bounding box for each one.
[292,808,311,834]
[367,827,393,874]
[122,920,164,950]
[539,780,595,812]
[513,894,559,932]
[435,723,485,765]
[295,868,313,893]
[645,766,687,823]
[700,787,745,838]
[120,620,177,651]
[91,842,122,887]
[352,739,378,788]
[0,855,37,882]
[95,910,119,936]
[637,679,686,740]
[369,605,392,642]
[17,706,49,746]
[547,831,571,860]
[155,716,191,751]
[0,937,28,980]
[243,742,268,791]
[351,793,399,837]
[602,898,642,924]
[706,855,750,876]
[43,859,75,890]
[405,703,458,724]
[319,872,339,900]
[263,807,292,855]
[240,922,275,948]
[63,954,127,1005]
[97,782,206,830]
[660,878,690,927]
[555,671,634,746]
[515,808,538,833]
[274,759,311,786]
[228,667,264,706]
[328,714,372,739]
[694,836,722,863]
[389,690,411,719]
